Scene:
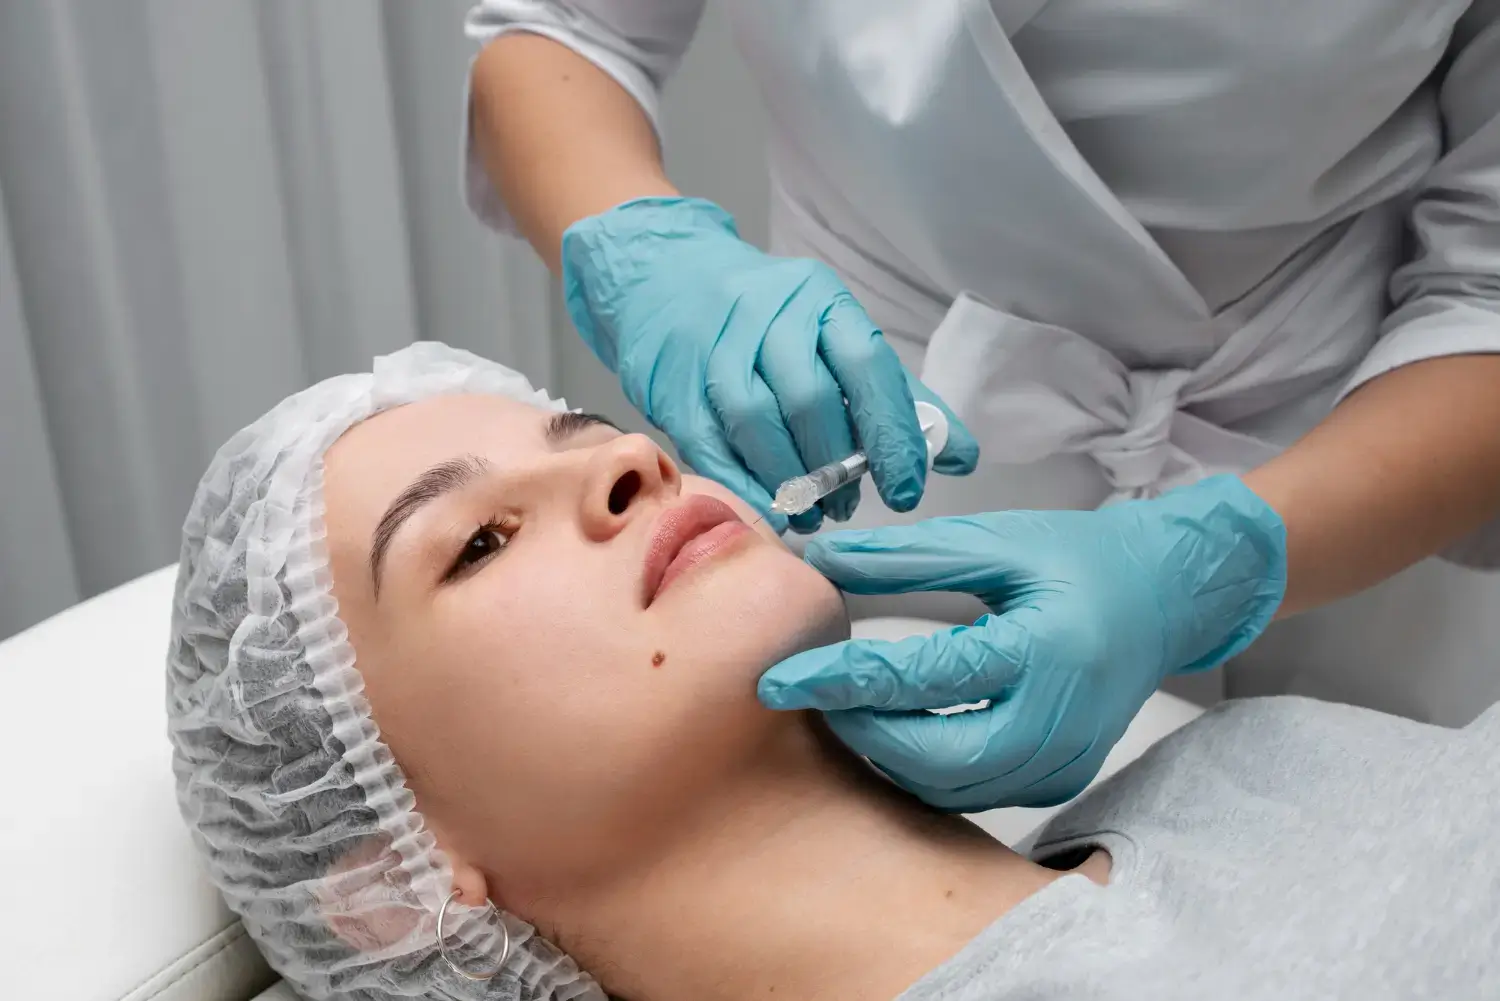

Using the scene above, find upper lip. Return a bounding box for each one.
[642,495,743,605]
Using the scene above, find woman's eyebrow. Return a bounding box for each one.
[546,411,621,444]
[369,454,490,596]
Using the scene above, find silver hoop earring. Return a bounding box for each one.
[436,889,511,981]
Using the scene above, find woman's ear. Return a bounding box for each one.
[444,852,489,908]
[317,835,425,952]
[423,810,495,908]
[316,829,492,952]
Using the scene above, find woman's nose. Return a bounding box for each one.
[579,433,681,540]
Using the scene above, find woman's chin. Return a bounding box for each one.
[671,538,849,676]
[806,585,852,648]
[764,572,851,664]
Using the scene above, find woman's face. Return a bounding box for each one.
[322,393,847,902]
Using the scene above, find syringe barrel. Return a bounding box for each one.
[765,401,947,519]
[771,452,869,515]
[830,452,869,483]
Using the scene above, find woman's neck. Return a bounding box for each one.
[535,720,1081,1001]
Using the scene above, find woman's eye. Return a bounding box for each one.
[448,523,511,579]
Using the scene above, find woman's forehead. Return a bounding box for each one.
[332,394,553,471]
[322,394,554,535]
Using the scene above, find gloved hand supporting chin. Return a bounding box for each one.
[758,475,1287,811]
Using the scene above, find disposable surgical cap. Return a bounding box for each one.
[166,342,605,1000]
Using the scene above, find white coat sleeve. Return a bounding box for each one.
[461,0,708,233]
[1337,3,1500,566]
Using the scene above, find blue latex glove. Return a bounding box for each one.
[562,197,979,533]
[758,475,1287,810]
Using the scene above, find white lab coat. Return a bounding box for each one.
[463,1,1500,725]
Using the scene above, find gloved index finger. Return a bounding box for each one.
[802,518,1012,597]
[816,295,927,513]
[757,619,1027,713]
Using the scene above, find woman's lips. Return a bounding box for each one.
[656,520,754,599]
[644,495,754,605]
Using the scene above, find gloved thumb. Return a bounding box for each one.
[902,371,980,476]
[802,517,1010,598]
[757,615,1029,712]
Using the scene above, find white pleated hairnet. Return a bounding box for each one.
[166,342,606,1001]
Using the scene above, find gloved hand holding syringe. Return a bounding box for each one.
[751,402,950,527]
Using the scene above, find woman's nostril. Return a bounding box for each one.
[608,470,643,515]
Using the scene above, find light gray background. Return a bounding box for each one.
[0,2,766,639]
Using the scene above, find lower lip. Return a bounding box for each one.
[654,521,754,601]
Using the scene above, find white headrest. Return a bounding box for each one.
[0,566,276,1001]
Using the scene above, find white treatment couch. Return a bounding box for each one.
[1,568,1203,1001]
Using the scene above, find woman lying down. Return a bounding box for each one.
[167,342,1498,1001]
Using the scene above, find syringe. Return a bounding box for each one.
[754,401,949,522]
[770,452,870,517]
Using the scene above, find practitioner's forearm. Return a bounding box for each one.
[469,32,679,271]
[1244,355,1500,617]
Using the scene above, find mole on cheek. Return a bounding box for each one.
[651,650,666,668]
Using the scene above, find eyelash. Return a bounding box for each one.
[445,515,519,582]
